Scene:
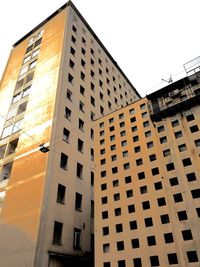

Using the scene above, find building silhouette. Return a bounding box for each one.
[0,1,139,267]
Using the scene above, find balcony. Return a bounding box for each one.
[147,72,200,121]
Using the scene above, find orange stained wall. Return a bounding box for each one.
[0,9,67,267]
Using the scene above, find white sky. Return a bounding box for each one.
[0,0,200,96]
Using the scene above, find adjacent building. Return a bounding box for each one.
[95,70,200,267]
[0,2,140,267]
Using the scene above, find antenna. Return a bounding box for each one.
[162,74,173,84]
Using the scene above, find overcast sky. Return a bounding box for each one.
[0,0,200,96]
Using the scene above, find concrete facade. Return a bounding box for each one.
[95,72,200,267]
[0,2,139,267]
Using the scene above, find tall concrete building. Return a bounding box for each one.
[0,2,140,267]
[95,69,200,267]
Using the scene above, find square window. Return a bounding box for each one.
[194,139,200,147]
[119,113,124,119]
[110,126,115,132]
[132,126,137,132]
[130,117,136,123]
[171,120,179,127]
[150,256,160,266]
[160,136,167,144]
[145,131,151,138]
[190,125,199,133]
[113,180,119,187]
[191,189,200,199]
[166,163,175,171]
[157,197,166,206]
[134,146,141,153]
[147,141,154,148]
[121,140,127,147]
[128,204,135,213]
[101,170,106,178]
[143,121,150,127]
[118,260,125,267]
[122,151,128,157]
[129,108,135,114]
[125,176,132,184]
[132,238,140,248]
[104,263,110,267]
[117,241,124,251]
[103,227,109,236]
[130,220,137,230]
[126,189,133,198]
[114,193,120,201]
[103,243,110,253]
[136,158,143,166]
[133,258,142,267]
[182,158,192,166]
[169,177,179,186]
[182,229,193,240]
[101,159,106,165]
[186,114,195,121]
[163,149,171,157]
[110,135,115,141]
[124,163,130,170]
[115,208,121,216]
[173,193,183,203]
[177,210,188,221]
[101,196,108,204]
[120,130,126,137]
[186,172,196,182]
[145,217,153,227]
[112,167,118,174]
[178,144,187,152]
[142,112,148,118]
[102,211,108,219]
[186,251,199,262]
[167,253,178,265]
[120,122,125,128]
[140,103,146,109]
[111,155,117,161]
[157,125,164,132]
[174,130,183,138]
[149,154,156,161]
[142,201,150,210]
[133,135,139,142]
[164,232,174,243]
[116,223,123,233]
[160,214,170,224]
[101,183,107,191]
[138,172,145,180]
[154,181,162,190]
[140,185,147,194]
[147,235,156,246]
[111,144,116,151]
[152,167,159,176]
